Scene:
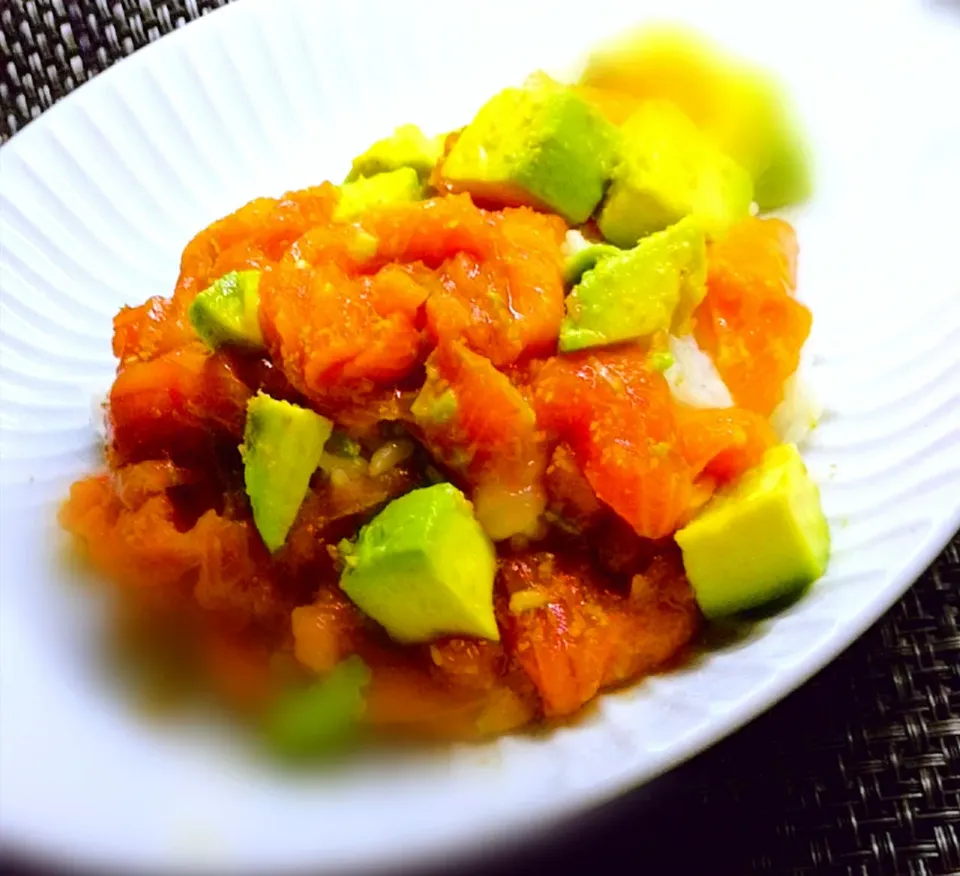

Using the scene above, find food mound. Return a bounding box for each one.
[60,27,829,756]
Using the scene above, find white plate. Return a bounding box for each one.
[1,0,959,872]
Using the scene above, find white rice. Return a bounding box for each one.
[664,334,820,446]
[664,334,734,409]
[770,364,821,448]
[561,228,592,258]
[368,438,415,478]
[91,392,108,444]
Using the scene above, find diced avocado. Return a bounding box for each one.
[188,270,264,350]
[559,217,706,353]
[339,483,498,643]
[752,125,812,211]
[411,385,459,427]
[345,124,445,183]
[241,392,333,553]
[263,656,370,759]
[346,228,380,263]
[675,444,830,618]
[333,167,423,222]
[580,25,812,211]
[648,349,675,372]
[563,243,622,286]
[597,101,753,247]
[441,74,618,225]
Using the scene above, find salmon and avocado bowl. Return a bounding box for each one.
[60,26,827,758]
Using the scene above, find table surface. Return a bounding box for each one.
[3,3,960,874]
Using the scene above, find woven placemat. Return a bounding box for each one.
[3,4,959,875]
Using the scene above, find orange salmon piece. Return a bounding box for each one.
[695,217,810,416]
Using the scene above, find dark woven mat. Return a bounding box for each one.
[2,3,960,875]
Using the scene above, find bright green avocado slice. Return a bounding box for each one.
[441,73,618,225]
[675,444,830,618]
[333,167,424,222]
[563,243,623,287]
[752,124,812,211]
[579,25,812,212]
[263,656,370,760]
[339,483,498,644]
[345,124,445,183]
[598,101,752,247]
[241,392,333,553]
[188,270,264,350]
[560,217,706,353]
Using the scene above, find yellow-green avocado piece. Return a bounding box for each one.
[598,101,752,247]
[560,217,706,353]
[441,74,618,225]
[345,124,445,183]
[334,167,423,222]
[580,25,812,211]
[563,243,623,287]
[339,483,499,644]
[241,392,333,553]
[752,125,812,212]
[675,444,830,618]
[263,656,370,760]
[188,270,264,350]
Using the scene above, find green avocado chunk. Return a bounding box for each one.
[752,124,812,212]
[675,444,830,618]
[559,217,706,353]
[333,167,424,222]
[339,483,498,644]
[345,124,445,183]
[241,392,333,553]
[188,270,264,350]
[441,74,618,225]
[562,243,623,287]
[579,25,812,212]
[598,101,753,247]
[263,656,370,760]
[410,385,459,427]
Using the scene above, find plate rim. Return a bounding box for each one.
[2,0,959,871]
